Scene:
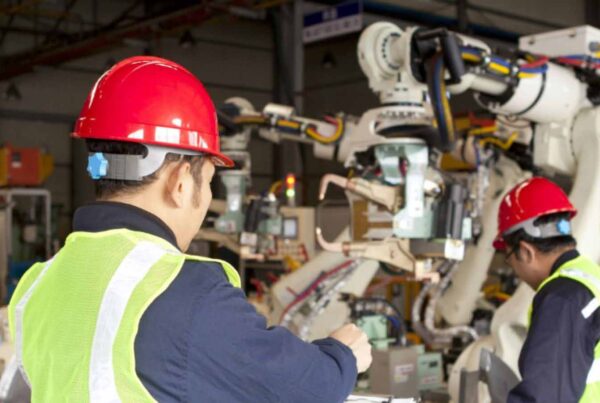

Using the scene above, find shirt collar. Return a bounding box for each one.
[72,201,179,250]
[550,249,580,275]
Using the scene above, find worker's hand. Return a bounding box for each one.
[330,324,372,373]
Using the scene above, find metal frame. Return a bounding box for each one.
[0,188,52,260]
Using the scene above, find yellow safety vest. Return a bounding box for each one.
[7,229,240,402]
[531,255,600,403]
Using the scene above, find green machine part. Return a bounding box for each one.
[411,345,444,392]
[374,141,434,239]
[215,171,247,234]
[357,315,444,393]
[357,315,396,351]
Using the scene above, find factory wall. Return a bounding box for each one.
[0,18,275,239]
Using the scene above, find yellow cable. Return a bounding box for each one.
[461,53,482,63]
[277,119,301,129]
[492,292,511,301]
[305,127,330,143]
[269,180,282,195]
[488,62,510,75]
[483,284,500,295]
[468,126,497,136]
[518,72,537,79]
[439,74,455,144]
[305,117,344,144]
[479,131,518,150]
[234,116,267,124]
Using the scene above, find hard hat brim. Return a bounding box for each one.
[207,151,235,168]
[493,235,506,251]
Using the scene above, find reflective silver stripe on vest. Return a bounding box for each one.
[14,259,54,386]
[583,299,600,319]
[89,242,167,403]
[560,268,600,385]
[587,359,600,384]
[560,268,600,318]
[0,355,19,397]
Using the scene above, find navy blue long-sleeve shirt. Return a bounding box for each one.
[508,250,600,402]
[73,202,358,402]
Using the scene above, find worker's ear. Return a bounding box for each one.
[518,240,536,264]
[164,160,194,208]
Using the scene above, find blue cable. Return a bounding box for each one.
[386,315,401,329]
[560,54,600,63]
[460,46,483,56]
[490,56,511,67]
[519,66,548,74]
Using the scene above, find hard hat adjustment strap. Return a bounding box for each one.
[87,145,202,181]
[503,216,572,239]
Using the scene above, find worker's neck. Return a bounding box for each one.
[539,245,577,278]
[102,192,183,249]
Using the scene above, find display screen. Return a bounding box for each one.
[282,217,298,239]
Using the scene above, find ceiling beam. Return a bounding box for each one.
[0,3,224,81]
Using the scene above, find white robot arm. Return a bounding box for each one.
[357,21,587,129]
[355,22,600,402]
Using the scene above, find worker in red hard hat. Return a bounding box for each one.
[7,56,371,402]
[495,177,600,403]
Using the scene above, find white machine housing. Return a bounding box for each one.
[520,25,600,57]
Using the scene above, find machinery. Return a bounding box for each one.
[339,22,600,401]
[212,22,600,401]
[0,145,54,304]
[0,145,53,188]
[201,72,479,279]
[195,98,318,267]
[214,58,482,274]
[203,80,487,340]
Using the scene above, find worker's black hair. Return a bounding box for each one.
[503,212,576,255]
[85,140,204,200]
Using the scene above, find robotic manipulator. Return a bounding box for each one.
[210,21,594,281]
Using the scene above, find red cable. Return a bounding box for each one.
[250,279,264,298]
[286,287,299,297]
[467,112,495,127]
[520,56,549,68]
[299,244,309,262]
[279,260,354,323]
[556,57,584,66]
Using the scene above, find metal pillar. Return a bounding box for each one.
[457,0,468,33]
[586,0,600,27]
[271,0,304,201]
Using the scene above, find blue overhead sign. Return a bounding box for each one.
[303,1,363,44]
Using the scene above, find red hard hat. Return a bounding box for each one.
[493,177,577,250]
[73,56,234,167]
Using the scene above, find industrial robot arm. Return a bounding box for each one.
[357,22,600,402]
